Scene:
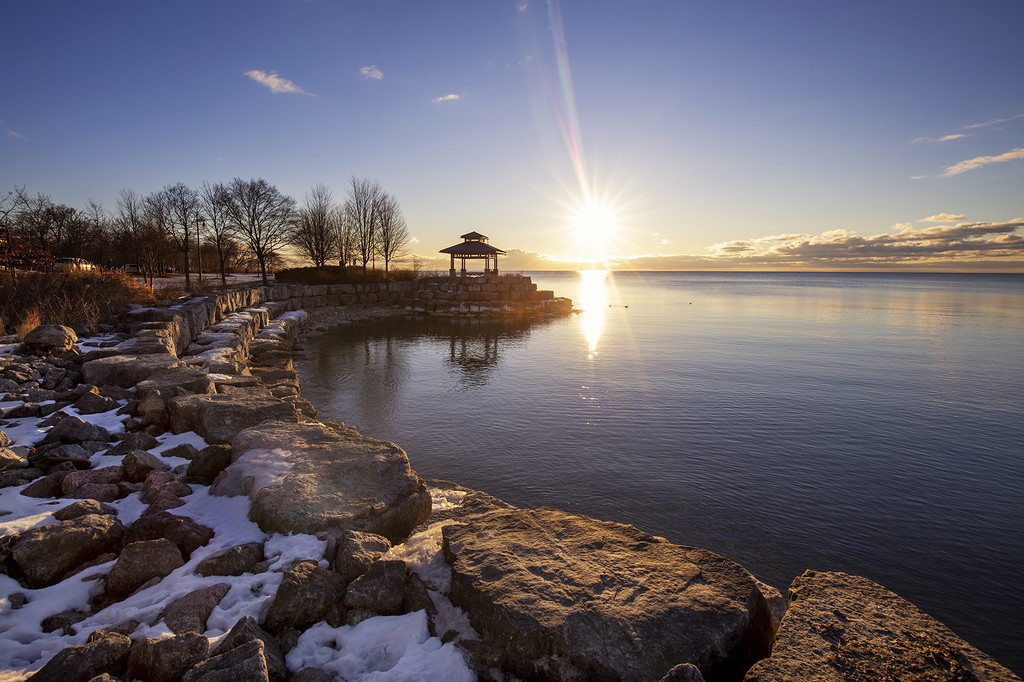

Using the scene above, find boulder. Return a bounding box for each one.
[53,499,118,521]
[0,447,26,471]
[11,513,125,588]
[662,664,707,681]
[182,639,269,682]
[140,470,192,503]
[263,560,348,633]
[122,449,172,482]
[743,570,1020,682]
[330,530,391,584]
[135,366,215,400]
[82,355,184,389]
[23,325,78,352]
[343,559,408,615]
[28,443,94,472]
[442,506,774,681]
[106,538,184,598]
[125,512,214,560]
[37,415,110,446]
[167,394,307,445]
[185,444,232,485]
[27,630,130,682]
[73,392,119,415]
[104,431,160,456]
[126,632,210,682]
[222,421,431,542]
[61,467,125,497]
[20,462,78,498]
[211,615,287,682]
[161,583,231,634]
[194,542,265,577]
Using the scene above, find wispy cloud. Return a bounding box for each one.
[244,70,314,95]
[912,133,971,143]
[359,65,383,80]
[920,213,966,223]
[943,147,1024,176]
[432,94,460,103]
[963,113,1024,130]
[912,112,1022,144]
[5,129,28,140]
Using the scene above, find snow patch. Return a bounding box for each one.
[285,611,474,681]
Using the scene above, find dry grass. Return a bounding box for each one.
[0,269,156,333]
[14,308,43,341]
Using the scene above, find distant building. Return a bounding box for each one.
[439,231,506,276]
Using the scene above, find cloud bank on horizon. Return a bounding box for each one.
[457,218,1024,272]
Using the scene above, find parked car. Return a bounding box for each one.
[53,257,95,271]
[119,263,141,273]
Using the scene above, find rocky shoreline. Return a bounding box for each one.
[0,288,1019,681]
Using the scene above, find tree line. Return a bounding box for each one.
[0,177,411,286]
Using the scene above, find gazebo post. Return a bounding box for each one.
[449,254,456,276]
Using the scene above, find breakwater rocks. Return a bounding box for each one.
[402,274,573,317]
[0,289,1019,681]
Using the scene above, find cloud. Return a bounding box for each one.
[359,65,383,80]
[943,147,1024,176]
[920,213,966,223]
[696,220,1024,268]
[912,133,971,143]
[963,113,1024,130]
[5,129,28,140]
[432,94,460,103]
[244,70,314,95]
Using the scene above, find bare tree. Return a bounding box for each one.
[84,199,114,268]
[223,178,296,285]
[200,181,236,285]
[1,188,20,274]
[14,189,56,254]
[374,191,410,274]
[160,183,199,287]
[291,182,337,267]
[335,205,356,268]
[143,190,177,280]
[342,177,382,271]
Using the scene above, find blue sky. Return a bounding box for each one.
[2,0,1023,270]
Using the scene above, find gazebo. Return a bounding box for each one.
[439,231,506,276]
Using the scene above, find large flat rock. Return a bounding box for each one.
[441,506,774,681]
[744,570,1020,682]
[166,393,307,444]
[217,421,431,542]
[82,355,184,388]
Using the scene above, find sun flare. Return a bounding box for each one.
[568,200,623,264]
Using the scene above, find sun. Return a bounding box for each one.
[568,200,622,263]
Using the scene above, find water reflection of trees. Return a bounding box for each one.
[336,316,539,388]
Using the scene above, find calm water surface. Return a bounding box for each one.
[294,272,1024,673]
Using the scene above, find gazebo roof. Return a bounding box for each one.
[460,231,488,241]
[439,240,506,256]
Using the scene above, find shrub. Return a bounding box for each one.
[15,308,43,341]
[0,269,155,332]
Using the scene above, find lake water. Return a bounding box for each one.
[294,271,1024,673]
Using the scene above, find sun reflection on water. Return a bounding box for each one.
[579,270,609,358]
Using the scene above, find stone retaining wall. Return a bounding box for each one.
[402,273,572,317]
